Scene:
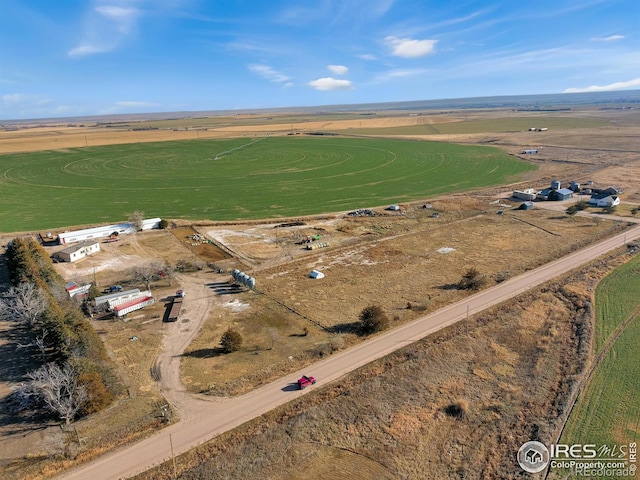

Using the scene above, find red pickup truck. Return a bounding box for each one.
[297,375,316,390]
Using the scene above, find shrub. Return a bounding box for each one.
[457,267,487,290]
[220,328,243,353]
[444,399,469,419]
[359,305,389,335]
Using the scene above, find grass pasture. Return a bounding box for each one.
[556,254,640,460]
[0,136,535,232]
[557,319,640,453]
[592,254,640,352]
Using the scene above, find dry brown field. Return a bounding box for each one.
[2,106,640,479]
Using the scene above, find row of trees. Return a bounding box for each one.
[1,238,122,425]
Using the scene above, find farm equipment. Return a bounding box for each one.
[167,294,183,322]
[297,375,317,389]
[297,234,323,245]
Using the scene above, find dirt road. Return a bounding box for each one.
[56,226,640,480]
[153,273,225,420]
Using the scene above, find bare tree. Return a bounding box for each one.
[162,262,176,287]
[17,328,49,363]
[0,282,48,326]
[267,327,281,350]
[128,210,145,231]
[28,362,88,425]
[131,261,164,291]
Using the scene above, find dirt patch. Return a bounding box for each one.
[168,226,231,263]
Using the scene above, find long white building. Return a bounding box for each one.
[58,218,161,244]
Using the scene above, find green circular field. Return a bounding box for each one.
[0,136,536,232]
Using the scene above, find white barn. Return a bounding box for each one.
[59,218,161,244]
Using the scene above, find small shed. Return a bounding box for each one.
[522,149,538,154]
[387,205,400,211]
[309,269,325,279]
[519,201,534,210]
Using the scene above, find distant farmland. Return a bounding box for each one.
[0,136,535,232]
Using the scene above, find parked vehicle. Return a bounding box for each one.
[103,285,123,293]
[297,375,316,389]
[175,290,185,297]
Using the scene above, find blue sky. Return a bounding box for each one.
[1,0,638,120]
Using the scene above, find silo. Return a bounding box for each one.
[551,180,561,190]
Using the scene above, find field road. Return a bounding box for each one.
[57,225,640,480]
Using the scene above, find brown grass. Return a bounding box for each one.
[133,252,631,480]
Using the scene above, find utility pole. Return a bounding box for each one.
[170,433,177,479]
[466,305,470,335]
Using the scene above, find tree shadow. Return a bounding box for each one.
[326,322,362,335]
[437,283,460,291]
[0,323,42,385]
[181,347,225,358]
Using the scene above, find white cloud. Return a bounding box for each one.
[563,77,640,93]
[308,77,353,91]
[1,93,73,119]
[2,93,52,107]
[248,64,290,83]
[385,36,437,58]
[68,44,110,58]
[590,35,624,42]
[68,1,142,58]
[327,65,349,75]
[358,54,377,61]
[115,101,161,107]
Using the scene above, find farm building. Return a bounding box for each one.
[55,241,100,262]
[537,188,573,201]
[94,289,141,309]
[588,194,620,208]
[519,202,534,210]
[106,290,154,317]
[58,217,161,244]
[554,188,574,201]
[521,149,538,154]
[513,188,537,201]
[65,281,92,298]
[112,294,155,317]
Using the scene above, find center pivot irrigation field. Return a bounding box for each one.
[0,136,535,232]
